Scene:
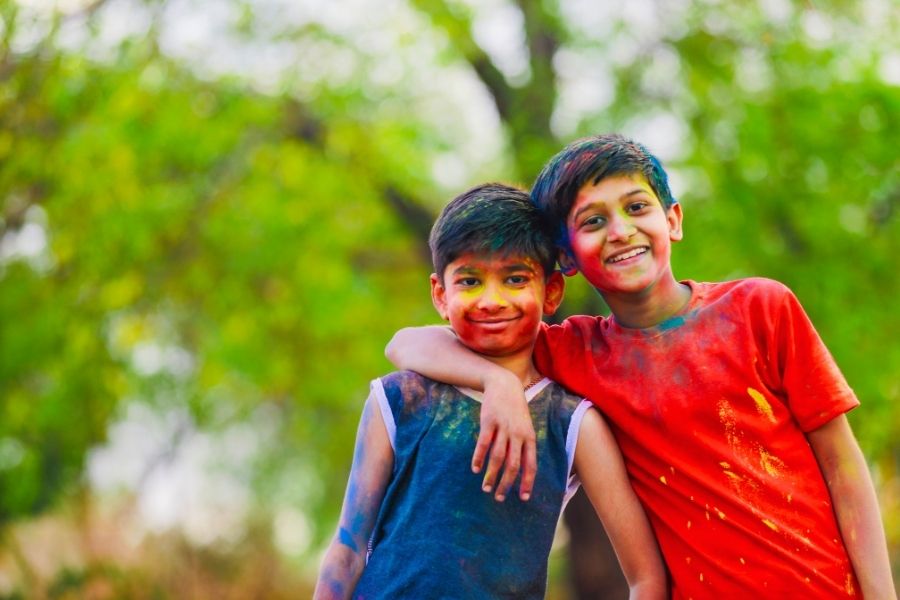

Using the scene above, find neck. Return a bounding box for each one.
[604,277,692,329]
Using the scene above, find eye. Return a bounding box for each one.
[625,200,650,214]
[456,277,480,287]
[506,274,530,285]
[581,214,606,229]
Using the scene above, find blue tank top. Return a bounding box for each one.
[353,370,590,599]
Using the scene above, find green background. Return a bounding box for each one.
[1,0,897,597]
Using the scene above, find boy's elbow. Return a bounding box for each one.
[385,326,451,368]
[628,577,667,600]
[384,327,413,367]
[314,544,366,600]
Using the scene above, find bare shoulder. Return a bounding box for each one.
[576,406,617,450]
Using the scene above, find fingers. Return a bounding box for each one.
[481,429,508,495]
[472,424,495,474]
[518,437,536,502]
[494,438,521,502]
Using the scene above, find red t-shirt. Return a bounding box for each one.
[535,278,860,598]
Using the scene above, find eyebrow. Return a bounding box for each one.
[451,262,537,275]
[571,188,649,222]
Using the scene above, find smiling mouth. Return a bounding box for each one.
[606,247,648,264]
[471,317,517,324]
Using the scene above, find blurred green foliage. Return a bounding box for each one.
[1,0,898,594]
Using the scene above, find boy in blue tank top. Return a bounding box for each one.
[314,183,664,599]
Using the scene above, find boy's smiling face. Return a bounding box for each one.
[563,173,683,296]
[431,253,563,358]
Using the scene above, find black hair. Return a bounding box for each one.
[530,133,676,246]
[430,183,557,281]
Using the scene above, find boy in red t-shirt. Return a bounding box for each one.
[386,135,896,598]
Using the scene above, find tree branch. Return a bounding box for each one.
[408,0,515,122]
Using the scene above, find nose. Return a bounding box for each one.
[606,213,636,242]
[475,281,509,311]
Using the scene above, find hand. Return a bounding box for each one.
[473,371,537,502]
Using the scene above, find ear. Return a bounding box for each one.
[557,248,579,277]
[542,270,565,316]
[430,273,450,320]
[667,202,684,242]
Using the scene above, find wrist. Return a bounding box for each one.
[481,367,521,393]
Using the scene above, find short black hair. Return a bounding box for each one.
[531,133,676,246]
[430,183,556,282]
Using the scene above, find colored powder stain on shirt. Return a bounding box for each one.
[762,519,779,532]
[747,387,776,423]
[659,475,668,485]
[845,574,856,595]
[757,446,786,478]
[717,400,739,448]
[658,314,686,331]
[716,508,726,520]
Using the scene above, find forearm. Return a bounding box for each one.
[809,416,896,598]
[576,411,666,599]
[314,395,394,599]
[826,448,895,598]
[313,543,366,600]
[628,578,668,600]
[385,326,511,390]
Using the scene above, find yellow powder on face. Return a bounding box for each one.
[762,519,779,532]
[747,387,776,422]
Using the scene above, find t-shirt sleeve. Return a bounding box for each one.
[370,378,397,452]
[534,322,559,379]
[535,318,596,394]
[562,400,594,507]
[773,286,859,431]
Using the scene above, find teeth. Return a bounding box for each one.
[608,247,647,263]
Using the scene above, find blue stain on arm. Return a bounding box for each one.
[314,389,395,599]
[338,527,359,553]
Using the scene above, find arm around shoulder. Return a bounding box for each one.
[385,325,536,501]
[385,325,508,390]
[573,408,666,599]
[807,414,896,599]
